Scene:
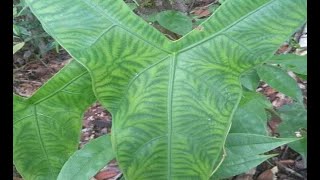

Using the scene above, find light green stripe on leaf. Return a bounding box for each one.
[13,60,96,180]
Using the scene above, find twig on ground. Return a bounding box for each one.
[276,162,305,179]
[187,0,196,14]
[280,145,289,160]
[13,79,42,85]
[114,173,123,180]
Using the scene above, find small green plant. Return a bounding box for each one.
[13,0,59,58]
[13,0,306,179]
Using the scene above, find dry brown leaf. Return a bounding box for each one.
[13,177,23,180]
[95,170,119,180]
[278,159,295,166]
[193,9,210,18]
[234,174,253,180]
[257,166,278,180]
[276,44,290,54]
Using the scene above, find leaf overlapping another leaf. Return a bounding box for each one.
[212,91,299,179]
[230,92,272,135]
[57,135,115,180]
[256,64,303,102]
[267,54,307,75]
[213,134,298,179]
[277,103,307,159]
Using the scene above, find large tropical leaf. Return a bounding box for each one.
[24,0,306,179]
[13,60,96,180]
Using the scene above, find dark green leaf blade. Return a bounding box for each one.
[13,60,96,180]
[240,69,260,91]
[267,54,307,75]
[213,133,298,178]
[257,64,303,102]
[230,92,272,135]
[277,103,307,158]
[156,10,193,35]
[213,154,276,179]
[226,133,297,156]
[57,135,115,180]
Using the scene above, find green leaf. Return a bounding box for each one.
[277,103,307,158]
[126,3,138,11]
[257,64,303,102]
[213,133,298,179]
[296,73,307,80]
[13,25,31,36]
[156,10,193,35]
[13,24,21,36]
[225,133,297,156]
[24,0,307,179]
[213,154,276,179]
[267,54,307,75]
[13,7,18,16]
[57,135,115,180]
[13,42,25,54]
[289,137,307,159]
[230,92,272,135]
[193,18,207,27]
[13,60,96,180]
[208,4,220,13]
[216,95,295,178]
[140,11,159,23]
[240,69,260,91]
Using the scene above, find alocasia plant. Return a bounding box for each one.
[13,0,307,179]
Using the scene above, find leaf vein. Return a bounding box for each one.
[33,105,55,178]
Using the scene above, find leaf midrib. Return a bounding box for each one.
[23,0,307,179]
[31,71,88,104]
[167,53,177,178]
[13,69,89,179]
[34,105,55,179]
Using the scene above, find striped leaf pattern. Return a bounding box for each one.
[13,60,96,180]
[24,0,306,179]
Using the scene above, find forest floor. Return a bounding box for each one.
[13,0,307,179]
